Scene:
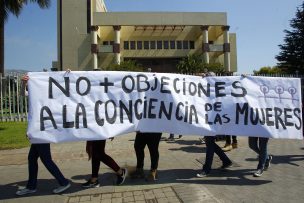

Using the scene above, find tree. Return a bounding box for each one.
[276,2,304,74]
[106,60,145,72]
[176,54,224,74]
[253,66,283,75]
[0,0,50,76]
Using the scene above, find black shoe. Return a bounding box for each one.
[82,179,100,188]
[116,168,128,185]
[220,161,233,169]
[264,155,273,170]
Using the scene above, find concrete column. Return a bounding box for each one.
[91,26,99,70]
[222,25,231,72]
[201,26,209,64]
[113,26,121,65]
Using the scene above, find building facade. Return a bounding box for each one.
[53,0,237,73]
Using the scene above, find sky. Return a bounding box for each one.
[4,0,304,73]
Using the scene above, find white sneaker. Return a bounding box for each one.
[53,183,71,194]
[16,188,37,196]
[196,171,209,178]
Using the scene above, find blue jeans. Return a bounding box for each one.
[26,144,68,189]
[202,136,232,174]
[248,137,269,170]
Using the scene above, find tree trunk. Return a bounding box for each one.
[0,1,4,77]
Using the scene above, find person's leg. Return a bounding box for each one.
[38,144,69,186]
[26,144,39,190]
[134,132,147,169]
[202,136,216,174]
[257,137,269,170]
[92,140,127,185]
[214,142,232,167]
[222,136,233,151]
[232,136,237,144]
[225,136,232,145]
[248,137,260,154]
[94,140,120,172]
[146,133,162,170]
[232,136,238,148]
[146,133,162,181]
[91,141,102,179]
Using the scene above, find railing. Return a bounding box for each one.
[0,75,28,122]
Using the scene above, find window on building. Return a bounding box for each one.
[189,41,195,49]
[176,41,182,49]
[144,41,149,50]
[150,41,156,49]
[103,41,109,45]
[208,40,214,44]
[137,41,142,50]
[183,40,189,49]
[164,40,169,49]
[170,40,176,49]
[124,41,129,50]
[110,41,114,45]
[157,40,163,49]
[130,41,136,50]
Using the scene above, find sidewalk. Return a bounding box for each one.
[0,133,303,203]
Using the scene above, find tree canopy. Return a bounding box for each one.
[276,2,304,74]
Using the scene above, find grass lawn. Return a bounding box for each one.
[0,122,30,150]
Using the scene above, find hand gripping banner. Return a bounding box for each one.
[27,71,303,143]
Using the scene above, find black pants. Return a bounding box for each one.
[91,140,120,178]
[225,135,237,144]
[134,132,162,170]
[203,136,231,173]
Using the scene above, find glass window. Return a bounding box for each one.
[123,41,129,50]
[144,41,149,49]
[130,41,136,50]
[170,40,176,49]
[137,41,142,50]
[157,40,163,49]
[183,40,189,49]
[150,41,156,49]
[110,41,114,45]
[189,41,195,49]
[102,41,109,45]
[176,41,182,49]
[163,41,169,49]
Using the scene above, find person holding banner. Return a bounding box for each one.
[82,140,128,187]
[248,137,272,177]
[16,75,71,196]
[131,132,162,181]
[197,136,233,177]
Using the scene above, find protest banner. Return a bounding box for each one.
[27,71,303,143]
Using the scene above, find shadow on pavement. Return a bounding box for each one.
[71,172,119,186]
[168,145,206,153]
[0,168,272,200]
[0,179,83,200]
[125,168,271,186]
[245,154,304,167]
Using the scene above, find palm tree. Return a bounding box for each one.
[0,0,50,76]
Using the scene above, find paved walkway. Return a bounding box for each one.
[0,133,303,203]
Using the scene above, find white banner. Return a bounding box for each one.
[27,71,303,143]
